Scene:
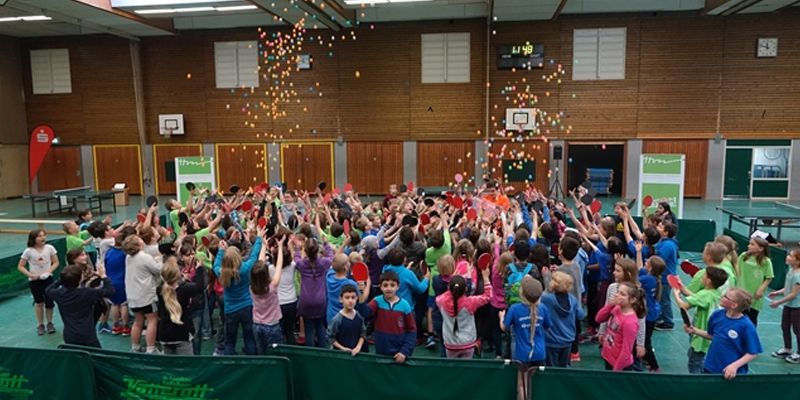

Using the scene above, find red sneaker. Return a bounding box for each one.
[570,352,581,362]
[112,326,124,335]
[296,336,306,345]
[121,327,131,336]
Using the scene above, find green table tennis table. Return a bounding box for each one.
[717,201,800,241]
[25,186,117,218]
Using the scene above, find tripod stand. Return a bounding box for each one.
[548,159,566,200]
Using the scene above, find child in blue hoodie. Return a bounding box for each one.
[654,221,679,330]
[541,271,585,367]
[381,248,429,308]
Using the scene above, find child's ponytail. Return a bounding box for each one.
[648,256,666,303]
[449,275,467,334]
[519,276,543,358]
[161,260,183,325]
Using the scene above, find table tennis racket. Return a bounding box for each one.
[352,262,369,283]
[185,182,196,192]
[407,182,414,192]
[680,308,692,327]
[258,217,267,229]
[590,199,602,214]
[344,183,353,192]
[201,235,211,247]
[229,185,240,195]
[455,260,470,276]
[420,213,431,225]
[466,208,478,221]
[146,195,158,208]
[477,253,491,271]
[667,274,682,290]
[453,196,464,209]
[343,219,351,236]
[136,214,146,223]
[424,198,434,207]
[580,194,593,206]
[240,200,253,212]
[643,195,653,207]
[681,260,701,277]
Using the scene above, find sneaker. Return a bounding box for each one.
[146,348,163,355]
[46,323,56,334]
[772,348,792,358]
[296,336,306,345]
[786,353,800,364]
[212,350,223,356]
[570,352,581,362]
[653,323,673,331]
[424,335,436,349]
[98,323,112,334]
[649,368,661,373]
[474,339,483,357]
[112,326,124,335]
[37,325,45,336]
[121,327,132,336]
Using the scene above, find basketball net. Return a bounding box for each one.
[163,127,175,139]
[516,123,525,133]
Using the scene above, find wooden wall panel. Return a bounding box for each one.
[281,143,333,192]
[417,141,475,187]
[346,142,403,194]
[21,13,800,144]
[215,143,266,192]
[37,146,82,192]
[153,144,203,195]
[93,145,142,194]
[643,139,708,198]
[23,36,138,144]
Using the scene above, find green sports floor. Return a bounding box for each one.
[0,195,799,375]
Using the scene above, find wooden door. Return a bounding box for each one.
[37,146,82,192]
[643,140,709,198]
[153,144,203,195]
[347,142,403,195]
[417,141,475,187]
[281,143,334,192]
[93,145,142,194]
[215,144,266,192]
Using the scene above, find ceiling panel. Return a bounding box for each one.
[738,0,798,13]
[493,0,561,21]
[562,0,705,14]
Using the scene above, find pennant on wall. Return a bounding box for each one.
[29,125,54,183]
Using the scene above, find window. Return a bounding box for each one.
[30,49,71,94]
[214,41,259,89]
[421,33,470,83]
[572,28,626,80]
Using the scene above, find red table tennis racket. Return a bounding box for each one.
[352,262,369,283]
[136,214,146,223]
[344,183,353,192]
[240,200,253,212]
[466,208,478,221]
[590,199,602,214]
[201,235,211,247]
[477,253,491,271]
[343,219,351,237]
[681,260,701,277]
[643,195,653,207]
[420,213,431,225]
[667,274,682,290]
[258,217,267,229]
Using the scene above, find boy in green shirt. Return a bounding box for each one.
[64,221,92,253]
[674,265,728,373]
[686,242,735,295]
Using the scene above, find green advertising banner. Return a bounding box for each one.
[0,347,96,399]
[638,154,685,218]
[175,156,215,207]
[61,345,293,400]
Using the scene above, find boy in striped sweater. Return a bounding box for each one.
[366,270,417,363]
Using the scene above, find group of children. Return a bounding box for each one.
[16,180,800,377]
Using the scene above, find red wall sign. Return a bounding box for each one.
[29,125,55,183]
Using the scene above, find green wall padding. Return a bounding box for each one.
[752,180,789,198]
[0,238,67,302]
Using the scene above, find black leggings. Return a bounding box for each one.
[745,308,759,327]
[782,306,800,350]
[643,320,659,370]
[280,301,297,345]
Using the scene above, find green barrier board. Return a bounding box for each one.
[0,347,96,400]
[268,345,518,400]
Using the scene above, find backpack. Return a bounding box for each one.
[504,262,533,305]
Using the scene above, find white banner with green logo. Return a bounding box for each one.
[638,154,685,218]
[175,156,215,205]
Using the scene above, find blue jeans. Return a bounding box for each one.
[224,306,256,355]
[688,348,705,374]
[546,346,571,367]
[658,288,674,327]
[253,323,284,355]
[303,317,327,348]
[191,308,205,355]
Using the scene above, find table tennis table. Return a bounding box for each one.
[717,201,800,241]
[25,186,117,217]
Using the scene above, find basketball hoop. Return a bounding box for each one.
[162,127,175,139]
[516,123,525,133]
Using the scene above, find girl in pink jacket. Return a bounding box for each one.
[436,267,492,358]
[596,281,646,370]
